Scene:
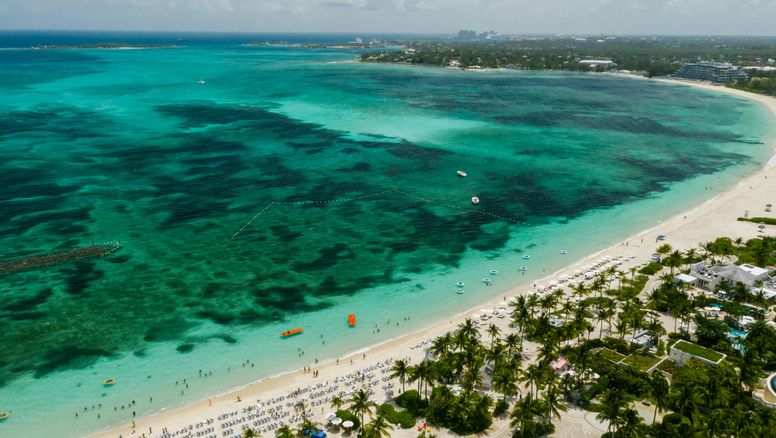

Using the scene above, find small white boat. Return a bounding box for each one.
[489,269,498,275]
[471,196,480,205]
[482,277,492,284]
[522,255,531,260]
[457,170,467,177]
[457,289,465,294]
[198,79,206,85]
[560,249,568,255]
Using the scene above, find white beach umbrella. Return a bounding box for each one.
[342,420,354,429]
[331,417,342,426]
[472,313,480,319]
[325,413,336,421]
[498,301,507,308]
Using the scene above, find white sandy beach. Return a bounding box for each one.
[91,80,776,438]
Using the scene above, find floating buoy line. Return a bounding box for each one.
[230,188,526,240]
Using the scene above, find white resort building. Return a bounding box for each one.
[673,61,748,83]
[686,262,776,299]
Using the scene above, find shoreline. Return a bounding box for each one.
[90,79,776,438]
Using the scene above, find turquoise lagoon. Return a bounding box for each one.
[0,32,774,437]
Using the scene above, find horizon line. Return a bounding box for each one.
[2,28,776,38]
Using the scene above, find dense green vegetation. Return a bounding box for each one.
[639,262,664,276]
[730,72,776,96]
[738,216,776,225]
[296,234,776,438]
[360,36,776,80]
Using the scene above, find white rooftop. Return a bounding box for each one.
[675,273,697,283]
[740,264,769,277]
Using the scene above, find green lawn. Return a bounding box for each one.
[598,348,627,363]
[622,353,662,372]
[673,340,724,363]
[657,358,676,374]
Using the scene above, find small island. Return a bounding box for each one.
[34,42,173,50]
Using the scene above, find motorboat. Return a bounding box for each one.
[457,170,467,177]
[471,196,480,205]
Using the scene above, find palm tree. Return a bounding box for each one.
[571,281,588,302]
[275,425,293,438]
[595,306,610,339]
[462,365,484,391]
[485,341,506,369]
[295,400,310,422]
[523,363,545,398]
[363,415,394,438]
[298,418,320,437]
[656,243,672,262]
[615,317,629,340]
[486,323,501,345]
[510,295,530,348]
[243,429,257,438]
[389,359,410,393]
[666,250,683,275]
[605,266,618,292]
[543,386,566,422]
[329,394,344,412]
[510,392,542,436]
[596,388,627,433]
[650,374,669,425]
[492,367,519,402]
[429,333,452,358]
[591,275,606,300]
[619,408,646,437]
[683,248,698,270]
[457,318,479,341]
[646,317,666,350]
[415,359,436,398]
[541,294,558,314]
[504,333,520,358]
[349,389,376,433]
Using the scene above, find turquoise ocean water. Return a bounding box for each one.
[0,32,774,437]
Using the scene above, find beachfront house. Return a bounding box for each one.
[579,59,616,69]
[549,357,570,374]
[669,340,726,366]
[673,273,698,287]
[689,262,773,294]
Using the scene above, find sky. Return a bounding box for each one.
[0,0,775,35]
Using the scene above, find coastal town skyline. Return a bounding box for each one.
[1,0,776,35]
